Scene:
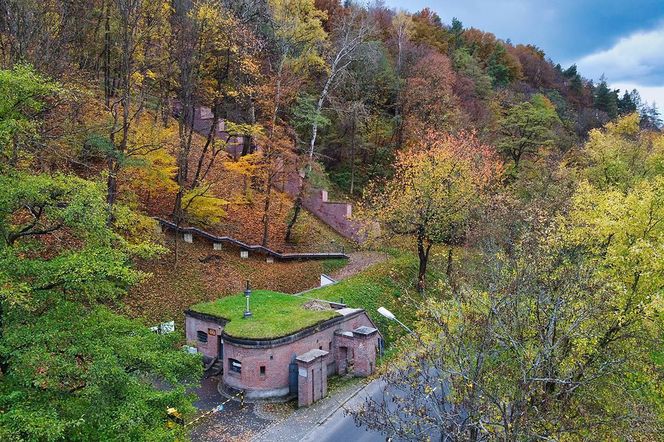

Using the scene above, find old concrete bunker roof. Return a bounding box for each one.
[353,326,378,336]
[296,349,329,363]
[188,290,342,340]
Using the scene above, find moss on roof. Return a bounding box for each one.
[189,290,339,339]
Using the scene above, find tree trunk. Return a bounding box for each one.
[285,75,330,239]
[350,118,356,196]
[284,192,302,243]
[446,247,456,292]
[103,0,111,106]
[261,174,273,247]
[417,230,431,294]
[106,161,118,223]
[446,248,453,279]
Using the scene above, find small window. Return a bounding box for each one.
[260,366,266,376]
[197,331,208,343]
[270,355,273,360]
[329,342,332,351]
[229,358,242,373]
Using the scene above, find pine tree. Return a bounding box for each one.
[617,90,637,115]
[594,76,619,118]
[640,102,662,130]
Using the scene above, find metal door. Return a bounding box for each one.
[288,362,298,395]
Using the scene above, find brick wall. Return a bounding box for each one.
[221,312,375,399]
[297,354,327,407]
[350,333,377,377]
[185,315,224,362]
[280,172,371,243]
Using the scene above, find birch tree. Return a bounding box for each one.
[285,5,372,241]
[260,0,326,246]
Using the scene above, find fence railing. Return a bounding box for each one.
[155,217,349,261]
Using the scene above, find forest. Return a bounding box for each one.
[0,0,663,440]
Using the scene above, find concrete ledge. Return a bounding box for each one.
[245,386,291,401]
[218,381,294,403]
[222,309,366,349]
[155,217,350,261]
[185,309,229,326]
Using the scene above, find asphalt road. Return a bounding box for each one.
[300,379,390,442]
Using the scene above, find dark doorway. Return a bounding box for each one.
[339,346,348,374]
[288,362,298,395]
[218,337,224,360]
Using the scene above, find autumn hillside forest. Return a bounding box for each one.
[1,0,664,440]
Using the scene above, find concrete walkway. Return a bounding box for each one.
[252,378,371,442]
[300,379,388,442]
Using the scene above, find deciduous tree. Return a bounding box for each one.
[367,131,502,292]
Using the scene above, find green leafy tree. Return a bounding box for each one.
[366,131,502,292]
[354,204,664,440]
[498,94,560,173]
[0,64,61,167]
[486,43,512,87]
[0,172,200,441]
[453,48,492,98]
[584,113,664,190]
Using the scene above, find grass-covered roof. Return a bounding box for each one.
[189,290,339,339]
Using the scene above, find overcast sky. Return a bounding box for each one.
[384,0,664,109]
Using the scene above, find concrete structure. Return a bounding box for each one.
[172,104,254,159]
[185,296,381,406]
[280,174,373,243]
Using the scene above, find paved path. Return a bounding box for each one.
[253,379,388,442]
[329,251,389,281]
[300,379,388,442]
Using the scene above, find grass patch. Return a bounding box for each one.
[321,258,348,275]
[304,253,435,345]
[327,374,363,395]
[189,290,339,339]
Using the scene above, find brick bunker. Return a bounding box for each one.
[185,289,382,406]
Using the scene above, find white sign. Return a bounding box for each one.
[150,320,175,334]
[320,274,336,287]
[299,368,308,378]
[183,346,198,354]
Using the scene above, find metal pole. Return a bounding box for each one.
[394,318,414,335]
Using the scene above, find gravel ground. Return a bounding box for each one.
[189,377,275,442]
